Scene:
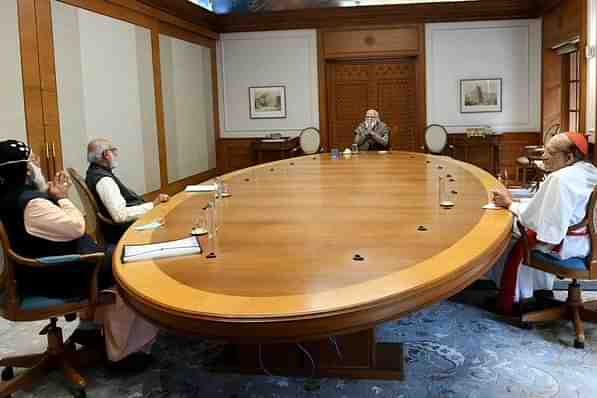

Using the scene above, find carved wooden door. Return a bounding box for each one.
[327,59,417,151]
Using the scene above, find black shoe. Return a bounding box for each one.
[106,353,153,374]
[70,328,103,347]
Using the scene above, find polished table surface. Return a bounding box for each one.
[114,152,512,343]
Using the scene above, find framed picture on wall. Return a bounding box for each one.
[249,86,287,119]
[460,78,502,113]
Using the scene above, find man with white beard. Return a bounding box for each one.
[85,138,169,244]
[353,109,391,151]
[0,139,157,365]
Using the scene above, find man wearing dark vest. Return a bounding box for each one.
[0,139,158,364]
[85,138,168,244]
[0,140,113,298]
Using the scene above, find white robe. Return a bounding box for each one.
[488,161,597,301]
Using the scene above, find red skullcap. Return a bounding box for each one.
[565,132,589,156]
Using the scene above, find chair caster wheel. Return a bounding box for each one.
[574,340,585,349]
[1,366,14,381]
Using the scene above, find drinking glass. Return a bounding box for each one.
[351,143,359,153]
[331,148,340,159]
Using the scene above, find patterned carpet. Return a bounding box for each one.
[3,288,597,398]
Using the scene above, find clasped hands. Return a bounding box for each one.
[47,171,72,200]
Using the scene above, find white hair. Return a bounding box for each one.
[87,139,111,163]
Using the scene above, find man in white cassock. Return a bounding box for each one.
[488,132,597,314]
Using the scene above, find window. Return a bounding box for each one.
[565,50,581,132]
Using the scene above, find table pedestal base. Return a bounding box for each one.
[212,329,404,380]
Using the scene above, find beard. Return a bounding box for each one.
[109,159,118,169]
[27,163,48,193]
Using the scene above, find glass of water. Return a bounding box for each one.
[351,143,358,153]
[331,148,340,159]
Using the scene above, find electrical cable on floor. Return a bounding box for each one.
[296,343,316,378]
[258,344,273,377]
[328,336,343,360]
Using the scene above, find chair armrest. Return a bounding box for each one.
[36,254,83,265]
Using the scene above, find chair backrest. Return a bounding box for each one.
[587,185,597,278]
[543,123,561,145]
[299,127,321,155]
[67,167,107,245]
[424,124,448,154]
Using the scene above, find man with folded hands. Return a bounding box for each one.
[86,138,169,244]
[353,109,390,151]
[0,139,157,365]
[489,132,597,314]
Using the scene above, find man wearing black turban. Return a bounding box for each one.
[0,139,114,298]
[0,140,158,364]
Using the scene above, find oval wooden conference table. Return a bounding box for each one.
[114,151,513,379]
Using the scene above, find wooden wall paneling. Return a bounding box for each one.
[151,30,169,190]
[542,49,563,131]
[35,0,62,176]
[317,30,329,151]
[210,46,221,144]
[158,20,216,48]
[17,0,48,174]
[217,139,255,174]
[135,0,217,36]
[322,27,419,59]
[57,0,154,29]
[416,25,426,152]
[58,0,217,38]
[217,0,536,33]
[500,132,542,183]
[579,0,587,131]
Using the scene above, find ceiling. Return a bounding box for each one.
[188,0,479,14]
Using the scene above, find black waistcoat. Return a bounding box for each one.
[85,163,145,244]
[0,186,81,258]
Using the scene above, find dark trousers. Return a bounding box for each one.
[16,235,115,299]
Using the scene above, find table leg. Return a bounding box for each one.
[210,328,404,380]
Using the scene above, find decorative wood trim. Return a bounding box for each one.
[17,0,47,172]
[35,0,63,175]
[217,1,536,33]
[211,46,221,141]
[317,30,328,151]
[58,0,217,38]
[416,24,427,151]
[150,31,168,190]
[158,20,216,48]
[143,168,217,200]
[579,0,587,132]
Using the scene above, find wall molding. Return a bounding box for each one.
[426,19,542,134]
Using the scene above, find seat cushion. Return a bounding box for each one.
[20,295,84,311]
[531,250,588,271]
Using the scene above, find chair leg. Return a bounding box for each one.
[0,353,45,369]
[59,358,86,390]
[571,307,585,349]
[521,304,567,323]
[0,355,51,398]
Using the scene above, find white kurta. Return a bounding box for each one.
[489,161,597,301]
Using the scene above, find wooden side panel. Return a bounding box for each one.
[448,132,540,183]
[543,49,563,131]
[543,0,582,48]
[322,27,419,58]
[217,139,255,174]
[17,0,47,172]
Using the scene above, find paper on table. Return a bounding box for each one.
[123,236,201,263]
[482,202,501,210]
[185,184,216,193]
